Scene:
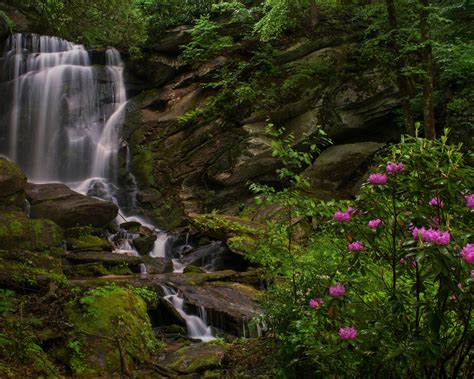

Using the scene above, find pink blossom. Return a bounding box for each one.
[431,217,441,226]
[368,219,382,229]
[309,298,324,309]
[412,227,450,246]
[348,241,364,252]
[386,162,404,175]
[339,326,357,340]
[368,173,388,185]
[460,244,474,264]
[429,197,444,208]
[399,258,407,265]
[333,211,350,222]
[464,194,474,209]
[471,269,474,278]
[411,260,417,269]
[329,283,346,297]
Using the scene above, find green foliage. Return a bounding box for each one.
[1,0,147,51]
[181,15,235,67]
[261,130,474,376]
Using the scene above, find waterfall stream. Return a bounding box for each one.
[0,33,215,342]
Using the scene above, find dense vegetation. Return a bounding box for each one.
[0,0,472,377]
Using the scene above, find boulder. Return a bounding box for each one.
[304,142,385,199]
[153,25,192,53]
[66,286,158,376]
[160,343,225,375]
[64,251,143,273]
[133,235,157,255]
[25,182,118,228]
[142,256,174,274]
[0,211,63,251]
[0,157,27,210]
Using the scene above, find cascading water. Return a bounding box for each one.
[161,284,214,342]
[0,33,218,340]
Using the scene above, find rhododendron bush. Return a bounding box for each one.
[257,131,473,377]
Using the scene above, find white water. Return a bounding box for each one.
[161,284,214,342]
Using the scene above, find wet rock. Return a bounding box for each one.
[178,282,263,337]
[160,343,225,375]
[66,234,113,252]
[63,262,110,278]
[0,211,63,251]
[304,142,385,199]
[120,221,142,233]
[181,241,248,272]
[183,265,206,274]
[142,256,174,274]
[151,297,187,329]
[133,235,157,255]
[25,182,118,228]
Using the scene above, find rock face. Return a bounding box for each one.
[25,182,118,228]
[304,142,385,199]
[122,31,401,222]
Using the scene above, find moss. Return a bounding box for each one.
[164,344,225,374]
[67,235,112,252]
[63,263,110,278]
[66,284,159,376]
[131,146,156,188]
[152,197,184,229]
[184,265,206,274]
[108,263,133,275]
[0,212,63,251]
[0,250,66,290]
[64,226,102,239]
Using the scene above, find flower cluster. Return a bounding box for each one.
[333,207,354,222]
[339,326,357,340]
[329,283,346,297]
[386,162,404,175]
[429,197,444,208]
[368,219,382,229]
[348,241,364,252]
[412,227,450,246]
[465,194,474,209]
[368,173,387,185]
[308,298,324,309]
[460,244,474,264]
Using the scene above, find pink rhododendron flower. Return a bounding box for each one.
[429,197,444,208]
[460,244,474,264]
[386,162,404,175]
[368,173,388,185]
[431,217,441,226]
[333,211,350,222]
[471,269,474,278]
[348,241,364,252]
[309,298,324,309]
[339,326,357,340]
[412,227,450,246]
[368,219,382,229]
[329,283,346,297]
[464,194,474,209]
[399,258,407,265]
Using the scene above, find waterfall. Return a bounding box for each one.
[0,33,126,188]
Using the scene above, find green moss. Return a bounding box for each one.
[67,235,111,252]
[66,284,159,376]
[152,197,184,229]
[131,146,156,187]
[0,212,63,251]
[108,263,133,275]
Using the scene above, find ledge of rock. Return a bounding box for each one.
[25,182,118,228]
[0,157,27,210]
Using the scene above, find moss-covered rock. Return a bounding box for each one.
[133,235,157,255]
[66,234,112,252]
[0,158,27,198]
[0,249,66,290]
[66,284,159,376]
[161,343,225,374]
[184,265,206,274]
[0,211,63,251]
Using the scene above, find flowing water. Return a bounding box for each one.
[0,33,216,341]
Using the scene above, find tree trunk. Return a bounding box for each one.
[419,0,436,139]
[384,0,416,136]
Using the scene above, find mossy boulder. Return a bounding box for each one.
[66,234,113,252]
[0,158,27,210]
[160,343,225,374]
[66,284,159,376]
[0,211,63,251]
